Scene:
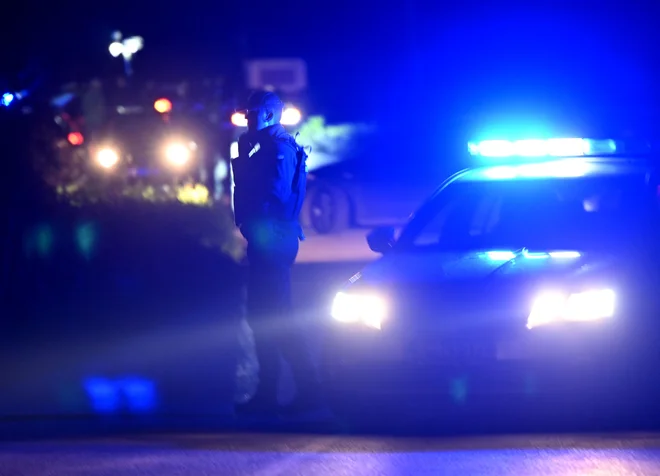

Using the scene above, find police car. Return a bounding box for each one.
[321,137,660,420]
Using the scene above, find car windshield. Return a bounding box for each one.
[396,174,660,252]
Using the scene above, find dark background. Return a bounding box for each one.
[4,1,660,126]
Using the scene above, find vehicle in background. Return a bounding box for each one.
[302,122,468,235]
[85,97,208,186]
[303,151,443,235]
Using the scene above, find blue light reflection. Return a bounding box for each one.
[83,376,157,414]
[483,250,581,261]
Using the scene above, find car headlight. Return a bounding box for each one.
[331,291,387,330]
[96,148,120,169]
[527,289,616,329]
[164,142,192,166]
[281,107,302,126]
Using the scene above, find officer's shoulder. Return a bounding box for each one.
[274,136,298,159]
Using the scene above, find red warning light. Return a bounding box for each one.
[68,132,84,146]
[154,98,172,114]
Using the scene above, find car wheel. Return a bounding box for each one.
[307,185,350,235]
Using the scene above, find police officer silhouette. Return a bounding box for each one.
[232,90,323,417]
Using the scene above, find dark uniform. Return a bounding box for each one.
[232,100,321,415]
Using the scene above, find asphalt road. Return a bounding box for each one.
[7,227,660,475]
[296,229,378,263]
[3,432,660,475]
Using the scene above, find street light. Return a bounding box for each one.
[109,31,144,77]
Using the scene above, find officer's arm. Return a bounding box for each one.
[266,142,296,204]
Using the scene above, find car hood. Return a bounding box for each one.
[357,249,619,287]
[347,249,629,333]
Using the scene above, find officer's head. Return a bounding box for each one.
[245,90,283,132]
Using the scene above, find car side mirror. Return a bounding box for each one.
[367,226,396,254]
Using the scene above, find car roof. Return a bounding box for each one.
[454,157,655,184]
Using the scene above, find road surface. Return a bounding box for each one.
[297,229,377,263]
[231,228,377,262]
[3,432,660,475]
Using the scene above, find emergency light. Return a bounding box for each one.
[468,138,617,159]
[67,132,84,146]
[1,92,13,107]
[154,98,172,114]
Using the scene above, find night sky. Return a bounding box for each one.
[4,0,660,125]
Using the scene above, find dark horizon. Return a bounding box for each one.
[4,2,660,123]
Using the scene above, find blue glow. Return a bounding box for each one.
[484,250,581,261]
[522,250,549,259]
[480,166,518,180]
[24,223,55,258]
[479,159,592,180]
[50,92,76,108]
[83,378,121,413]
[1,93,13,107]
[117,377,157,413]
[468,138,617,158]
[450,376,469,404]
[83,376,157,413]
[549,251,581,259]
[485,251,516,261]
[75,222,98,260]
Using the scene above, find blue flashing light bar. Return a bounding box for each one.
[468,138,617,158]
[1,92,14,107]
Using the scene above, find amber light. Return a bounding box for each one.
[154,98,172,114]
[68,132,84,146]
[231,112,247,127]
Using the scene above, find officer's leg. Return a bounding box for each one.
[276,267,322,402]
[245,247,281,407]
[271,234,322,403]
